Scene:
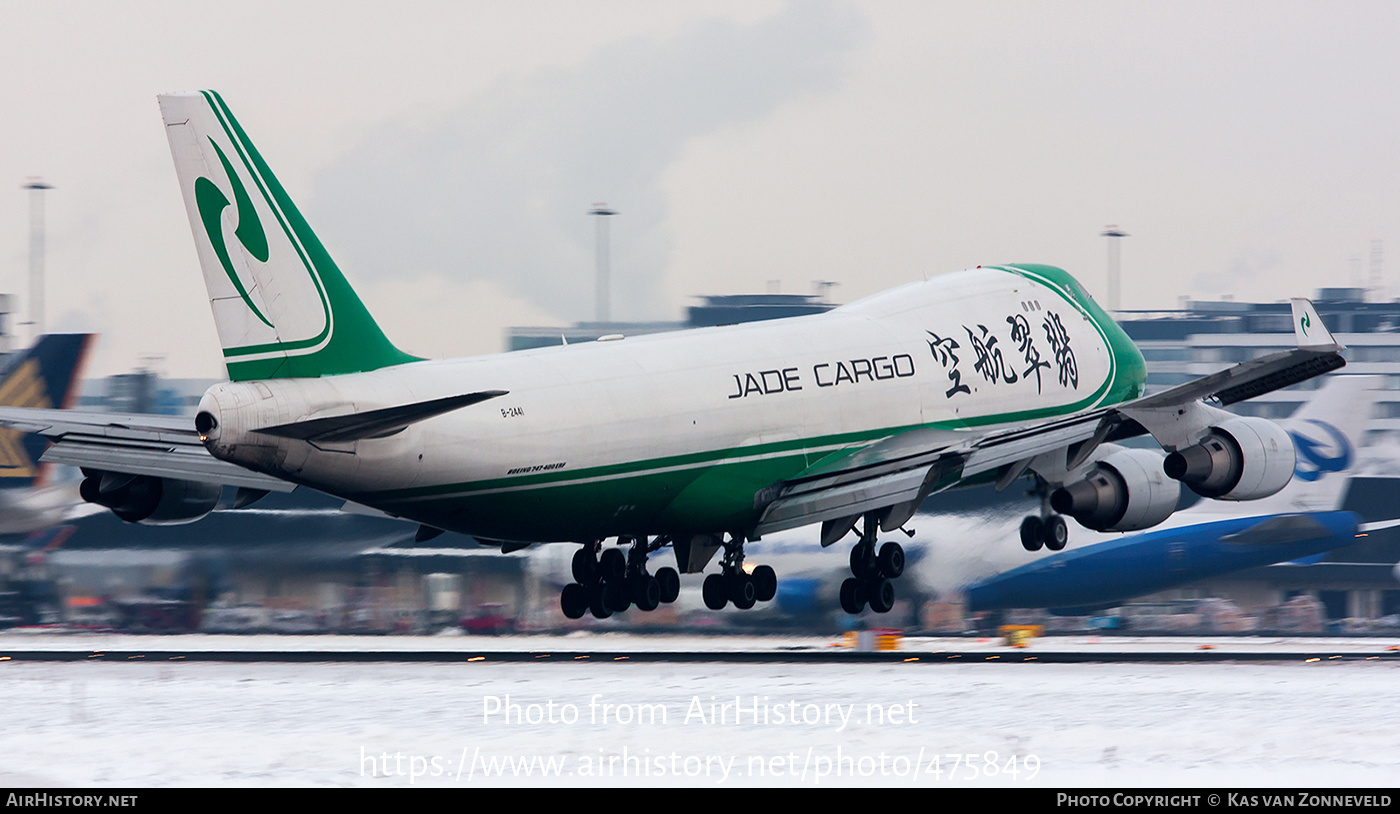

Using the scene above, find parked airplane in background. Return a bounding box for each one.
[966,375,1383,614]
[0,91,1347,619]
[0,334,95,535]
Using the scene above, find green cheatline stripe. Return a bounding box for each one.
[360,402,1104,503]
[355,265,1145,503]
[361,428,894,502]
[359,265,1143,503]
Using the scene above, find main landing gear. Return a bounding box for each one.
[560,536,681,620]
[1020,478,1068,552]
[701,535,777,611]
[840,514,905,615]
[1019,514,1068,552]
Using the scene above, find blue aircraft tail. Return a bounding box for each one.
[0,334,95,487]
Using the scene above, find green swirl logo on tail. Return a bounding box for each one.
[194,137,274,328]
[1300,312,1311,336]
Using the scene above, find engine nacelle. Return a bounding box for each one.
[1162,416,1295,500]
[1050,448,1180,532]
[79,472,221,525]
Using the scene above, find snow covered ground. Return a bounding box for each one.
[1,633,1398,787]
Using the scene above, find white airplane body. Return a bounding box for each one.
[200,262,1132,543]
[0,91,1349,618]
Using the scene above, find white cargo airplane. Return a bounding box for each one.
[0,91,1347,619]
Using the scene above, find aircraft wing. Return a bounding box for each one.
[0,407,296,492]
[753,407,1114,539]
[753,301,1345,540]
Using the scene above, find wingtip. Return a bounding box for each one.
[1290,298,1344,352]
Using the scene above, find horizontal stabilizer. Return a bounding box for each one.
[254,390,508,443]
[0,405,294,492]
[41,437,295,492]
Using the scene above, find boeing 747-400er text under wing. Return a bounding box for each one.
[0,91,1349,618]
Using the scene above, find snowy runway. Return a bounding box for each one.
[1,636,1397,787]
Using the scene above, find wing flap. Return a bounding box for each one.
[755,465,933,536]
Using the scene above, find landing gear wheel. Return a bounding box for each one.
[571,548,596,584]
[702,573,728,610]
[728,572,757,610]
[588,586,613,619]
[867,577,895,614]
[655,567,681,604]
[850,540,875,577]
[1020,516,1045,552]
[1043,515,1068,551]
[560,582,588,619]
[599,548,627,581]
[840,577,866,615]
[751,565,777,603]
[630,575,660,612]
[603,580,630,613]
[877,542,905,579]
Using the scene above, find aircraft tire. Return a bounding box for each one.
[603,580,630,613]
[729,572,757,610]
[631,575,661,612]
[752,565,777,602]
[588,587,612,619]
[560,583,588,619]
[1043,515,1068,551]
[878,542,905,579]
[656,567,681,603]
[867,577,894,614]
[571,548,595,584]
[839,578,865,614]
[1020,517,1045,552]
[850,540,875,577]
[599,548,627,581]
[703,573,729,610]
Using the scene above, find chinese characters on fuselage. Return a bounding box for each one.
[927,311,1077,399]
[723,310,1077,401]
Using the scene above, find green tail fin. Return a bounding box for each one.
[159,90,418,381]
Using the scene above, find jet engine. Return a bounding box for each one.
[1050,448,1180,532]
[79,471,221,525]
[1162,416,1295,500]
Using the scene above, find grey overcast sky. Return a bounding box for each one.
[2,1,1398,378]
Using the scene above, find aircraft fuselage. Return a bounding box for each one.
[199,264,1146,541]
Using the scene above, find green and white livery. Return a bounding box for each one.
[160,91,415,381]
[0,91,1347,618]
